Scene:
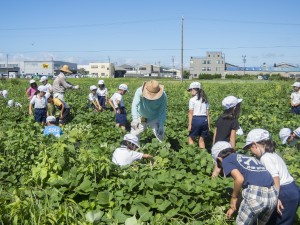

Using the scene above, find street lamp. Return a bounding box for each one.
[242,55,246,76]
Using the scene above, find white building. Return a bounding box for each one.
[24,61,77,76]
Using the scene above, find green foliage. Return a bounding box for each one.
[0,78,299,224]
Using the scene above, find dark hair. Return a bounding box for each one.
[48,95,53,99]
[216,148,236,168]
[31,83,37,88]
[221,103,241,119]
[257,139,276,153]
[99,84,105,89]
[193,88,208,103]
[121,140,138,150]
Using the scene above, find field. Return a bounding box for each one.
[0,78,299,225]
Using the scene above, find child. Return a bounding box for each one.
[212,96,242,177]
[7,100,22,108]
[43,116,63,138]
[47,95,70,127]
[244,128,300,225]
[279,127,300,146]
[211,141,278,224]
[97,80,108,109]
[26,79,38,100]
[88,85,102,112]
[0,90,8,98]
[40,76,53,98]
[187,82,210,149]
[290,82,300,114]
[112,134,153,166]
[29,86,48,126]
[109,84,128,129]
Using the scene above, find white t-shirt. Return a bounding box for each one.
[112,146,143,166]
[97,87,108,97]
[110,92,124,108]
[88,93,98,102]
[260,152,294,186]
[30,95,47,109]
[189,96,209,116]
[291,91,300,105]
[294,127,300,137]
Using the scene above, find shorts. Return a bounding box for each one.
[98,96,107,108]
[116,107,127,125]
[59,108,70,125]
[189,116,208,138]
[291,105,300,114]
[34,108,47,123]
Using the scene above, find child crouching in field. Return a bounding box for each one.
[211,141,278,224]
[279,127,300,149]
[290,82,300,114]
[112,134,153,166]
[43,116,63,138]
[47,95,70,127]
[187,82,210,149]
[88,85,102,112]
[109,84,128,130]
[29,86,48,126]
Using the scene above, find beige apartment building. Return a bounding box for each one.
[190,51,225,78]
[87,62,115,78]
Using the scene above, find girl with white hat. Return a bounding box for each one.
[29,86,48,126]
[244,128,300,225]
[112,134,153,166]
[88,85,102,112]
[290,82,300,114]
[187,82,210,149]
[26,79,37,100]
[97,80,108,109]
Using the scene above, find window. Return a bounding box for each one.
[101,65,105,69]
[216,67,218,71]
[139,67,146,70]
[216,60,221,64]
[101,73,105,76]
[0,64,5,68]
[107,68,109,70]
[190,61,194,64]
[202,67,206,71]
[207,60,211,64]
[202,60,206,64]
[207,67,211,71]
[91,65,98,69]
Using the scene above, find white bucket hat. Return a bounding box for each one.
[187,82,201,91]
[211,141,232,162]
[222,96,243,110]
[293,127,300,138]
[123,134,139,148]
[2,90,8,98]
[279,128,292,144]
[119,84,128,91]
[38,85,47,92]
[30,79,36,84]
[46,116,56,123]
[243,128,270,149]
[7,99,14,107]
[90,85,97,91]
[291,82,300,88]
[40,76,48,82]
[98,80,104,85]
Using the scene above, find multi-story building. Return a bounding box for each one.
[190,51,225,78]
[0,61,21,77]
[79,62,115,78]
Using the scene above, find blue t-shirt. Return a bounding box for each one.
[43,125,63,138]
[222,153,274,188]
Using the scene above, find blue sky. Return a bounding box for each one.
[0,0,299,68]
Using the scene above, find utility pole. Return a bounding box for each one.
[242,55,246,76]
[108,56,110,63]
[6,54,8,78]
[172,56,175,69]
[181,16,184,82]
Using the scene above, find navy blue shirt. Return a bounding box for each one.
[222,153,274,188]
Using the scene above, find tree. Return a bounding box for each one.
[78,68,88,75]
[183,70,190,79]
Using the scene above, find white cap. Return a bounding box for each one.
[243,128,270,149]
[123,134,139,147]
[293,127,300,138]
[38,85,47,92]
[7,100,14,107]
[291,82,300,88]
[46,116,56,123]
[2,90,8,98]
[279,128,292,144]
[30,79,36,84]
[119,84,128,91]
[222,96,243,110]
[90,85,97,91]
[211,141,232,162]
[40,76,48,82]
[188,82,201,91]
[98,80,104,85]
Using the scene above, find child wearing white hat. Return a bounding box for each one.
[97,80,108,109]
[211,141,278,224]
[112,134,153,166]
[0,90,8,98]
[109,84,128,129]
[187,82,210,149]
[88,85,102,112]
[279,127,300,147]
[43,116,63,138]
[26,79,38,100]
[244,128,300,225]
[212,96,243,177]
[47,95,70,127]
[29,86,48,125]
[291,82,300,114]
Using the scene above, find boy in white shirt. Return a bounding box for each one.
[279,127,300,149]
[88,85,102,112]
[112,134,153,166]
[290,82,300,114]
[97,80,108,109]
[109,84,128,130]
[29,86,48,126]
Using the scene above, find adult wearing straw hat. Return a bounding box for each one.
[52,65,79,101]
[130,80,167,142]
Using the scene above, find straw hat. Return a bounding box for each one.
[60,65,72,73]
[142,80,164,100]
